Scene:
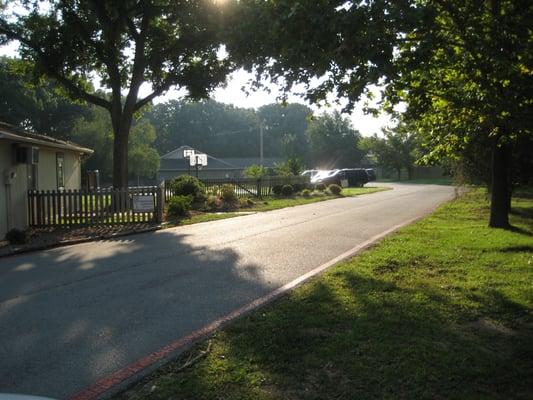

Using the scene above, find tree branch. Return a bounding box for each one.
[133,84,169,111]
[0,24,112,110]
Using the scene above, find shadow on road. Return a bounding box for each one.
[0,229,272,398]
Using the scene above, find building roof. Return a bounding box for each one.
[0,121,93,154]
[159,145,282,171]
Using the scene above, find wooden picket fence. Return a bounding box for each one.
[28,186,164,227]
[164,175,311,201]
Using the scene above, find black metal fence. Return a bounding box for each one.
[164,175,311,201]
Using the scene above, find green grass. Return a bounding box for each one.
[378,177,454,185]
[118,188,533,400]
[165,187,389,226]
[247,186,389,212]
[176,212,242,226]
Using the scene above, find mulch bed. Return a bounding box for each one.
[0,223,160,257]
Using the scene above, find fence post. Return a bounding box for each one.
[256,178,262,199]
[157,182,165,223]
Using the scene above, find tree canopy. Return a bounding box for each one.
[224,0,533,227]
[0,0,232,187]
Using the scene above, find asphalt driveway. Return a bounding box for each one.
[0,183,456,398]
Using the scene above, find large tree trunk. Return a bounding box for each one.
[111,106,134,189]
[489,140,510,228]
[397,168,401,181]
[112,130,129,189]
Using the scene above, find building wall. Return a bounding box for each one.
[37,148,81,190]
[0,141,84,239]
[0,143,10,238]
[0,142,30,238]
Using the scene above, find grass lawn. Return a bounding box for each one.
[246,186,389,212]
[118,188,532,400]
[378,177,454,185]
[167,186,390,226]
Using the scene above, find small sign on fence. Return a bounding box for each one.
[341,179,349,188]
[133,195,155,213]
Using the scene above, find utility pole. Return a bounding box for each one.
[259,120,264,167]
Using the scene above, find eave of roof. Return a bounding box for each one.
[0,123,93,154]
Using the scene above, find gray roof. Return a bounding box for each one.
[0,121,93,154]
[159,145,282,171]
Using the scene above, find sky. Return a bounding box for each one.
[1,40,395,137]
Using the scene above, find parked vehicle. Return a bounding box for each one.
[365,168,377,182]
[310,169,339,185]
[301,169,319,179]
[341,169,369,187]
[311,168,369,187]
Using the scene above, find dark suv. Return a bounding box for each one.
[365,168,377,182]
[312,168,369,187]
[340,169,369,187]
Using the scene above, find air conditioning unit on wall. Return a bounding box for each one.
[12,145,39,165]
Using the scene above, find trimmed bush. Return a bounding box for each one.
[168,175,206,204]
[301,189,311,198]
[206,195,223,211]
[316,183,327,191]
[292,183,306,192]
[168,195,193,217]
[5,228,27,245]
[281,184,294,197]
[219,184,239,204]
[328,184,342,195]
[272,185,283,196]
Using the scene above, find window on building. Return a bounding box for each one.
[27,164,38,190]
[56,153,65,189]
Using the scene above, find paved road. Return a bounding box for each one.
[0,183,455,398]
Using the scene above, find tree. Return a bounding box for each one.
[145,99,257,157]
[257,103,312,160]
[0,57,89,137]
[226,0,532,228]
[305,112,363,169]
[1,1,232,187]
[384,0,533,227]
[361,124,419,180]
[128,120,160,183]
[274,157,305,176]
[70,106,159,185]
[243,164,268,178]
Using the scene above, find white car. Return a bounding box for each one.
[310,169,338,184]
[301,169,319,179]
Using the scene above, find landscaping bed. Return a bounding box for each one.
[116,188,533,400]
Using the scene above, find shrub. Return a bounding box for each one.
[168,175,206,204]
[5,228,27,245]
[167,195,193,217]
[328,184,342,195]
[316,183,327,191]
[301,189,311,198]
[272,185,283,196]
[206,195,223,211]
[281,184,294,197]
[292,183,305,192]
[219,184,239,204]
